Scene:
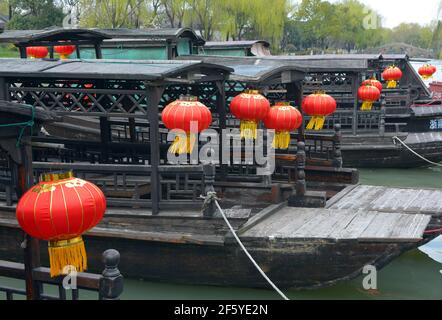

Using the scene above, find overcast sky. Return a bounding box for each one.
[293,0,442,28]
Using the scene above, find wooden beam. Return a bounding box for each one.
[146,85,165,215]
[20,138,41,300]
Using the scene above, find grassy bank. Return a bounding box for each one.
[0,45,19,58]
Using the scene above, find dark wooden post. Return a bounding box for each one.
[99,249,124,300]
[0,77,7,101]
[20,137,42,300]
[288,82,305,140]
[215,81,227,179]
[99,117,111,163]
[76,46,81,59]
[352,73,359,136]
[379,98,386,136]
[128,118,137,143]
[333,124,343,168]
[202,164,216,217]
[49,46,54,59]
[166,40,173,60]
[295,141,306,197]
[94,43,103,59]
[288,141,326,208]
[146,85,165,215]
[18,46,27,59]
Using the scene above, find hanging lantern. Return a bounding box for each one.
[418,64,437,80]
[26,46,48,59]
[358,84,381,111]
[302,92,337,131]
[230,90,271,140]
[382,66,403,89]
[16,172,106,277]
[162,96,212,154]
[362,78,383,93]
[263,102,303,149]
[54,45,76,59]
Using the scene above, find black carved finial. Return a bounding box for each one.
[333,124,343,168]
[99,249,124,300]
[296,141,306,197]
[202,164,216,217]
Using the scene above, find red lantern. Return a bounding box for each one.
[418,64,437,80]
[26,46,48,59]
[302,92,337,130]
[358,84,381,111]
[362,78,383,93]
[162,96,212,154]
[264,102,303,149]
[54,45,76,59]
[16,172,106,277]
[382,66,403,89]
[230,90,271,139]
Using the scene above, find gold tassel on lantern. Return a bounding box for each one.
[361,101,374,111]
[48,236,87,277]
[169,133,196,154]
[240,120,258,140]
[306,116,326,131]
[272,131,291,149]
[386,80,397,89]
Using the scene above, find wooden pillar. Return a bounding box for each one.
[128,118,137,143]
[202,164,216,217]
[351,73,359,136]
[0,77,8,101]
[20,138,41,300]
[215,81,227,179]
[333,124,343,168]
[295,141,306,197]
[166,41,173,60]
[49,46,54,59]
[288,82,305,140]
[146,86,164,215]
[99,117,111,163]
[18,46,27,59]
[95,43,103,59]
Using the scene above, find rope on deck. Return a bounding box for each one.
[202,192,290,300]
[392,136,442,167]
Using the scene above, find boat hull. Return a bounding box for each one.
[0,223,427,290]
[342,132,442,168]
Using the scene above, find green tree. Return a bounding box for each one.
[7,0,65,29]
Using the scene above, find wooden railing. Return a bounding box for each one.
[0,249,123,300]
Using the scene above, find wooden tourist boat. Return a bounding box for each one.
[2,28,440,168]
[0,59,441,290]
[178,54,442,168]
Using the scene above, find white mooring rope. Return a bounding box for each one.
[392,136,442,167]
[204,193,290,300]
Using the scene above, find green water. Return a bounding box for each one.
[1,167,442,300]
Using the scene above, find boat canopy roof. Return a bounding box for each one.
[96,28,203,43]
[0,27,204,46]
[0,28,111,46]
[178,54,366,76]
[203,40,270,49]
[178,55,306,83]
[0,58,232,83]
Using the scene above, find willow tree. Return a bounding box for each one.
[217,0,288,48]
[188,0,218,40]
[79,0,148,28]
[160,0,188,28]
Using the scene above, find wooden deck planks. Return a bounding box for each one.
[329,185,442,215]
[241,206,429,242]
